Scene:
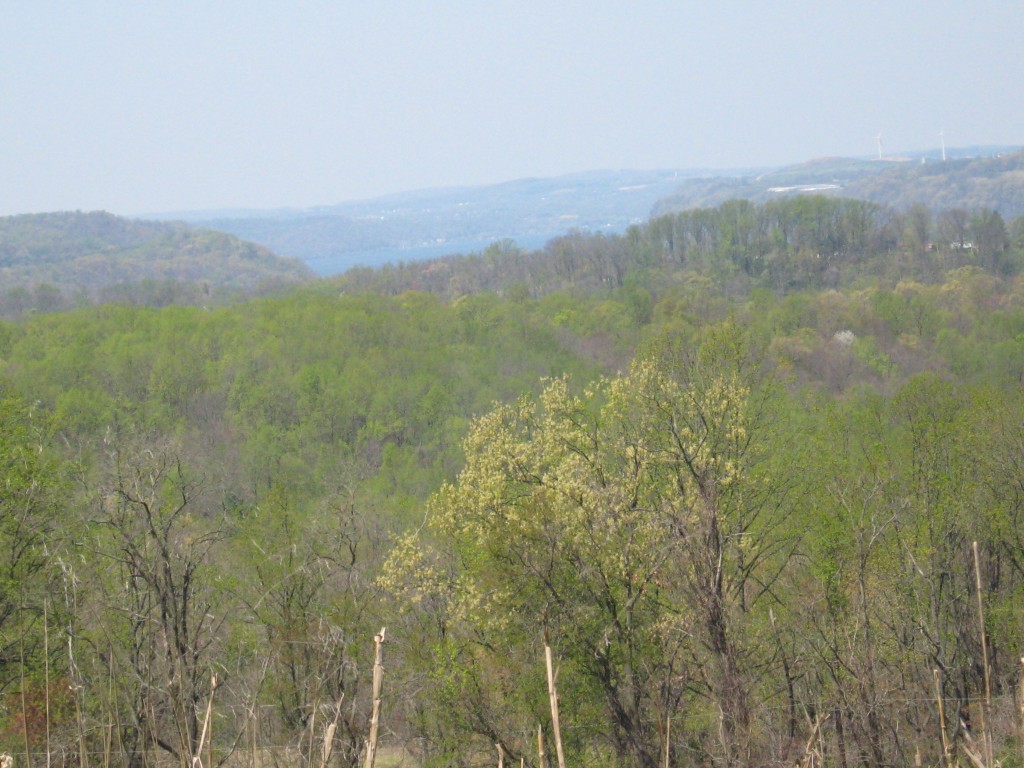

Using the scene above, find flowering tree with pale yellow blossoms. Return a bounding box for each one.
[382,326,793,767]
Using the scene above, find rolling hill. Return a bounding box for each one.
[652,146,1024,216]
[0,210,313,315]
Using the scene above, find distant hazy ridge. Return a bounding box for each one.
[0,211,312,306]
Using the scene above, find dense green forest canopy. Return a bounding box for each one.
[2,194,1024,767]
[0,211,313,316]
[334,195,1024,299]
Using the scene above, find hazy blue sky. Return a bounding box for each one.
[2,1,1022,216]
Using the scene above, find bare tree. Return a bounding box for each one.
[95,438,225,768]
[246,488,383,768]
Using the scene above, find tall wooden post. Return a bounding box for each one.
[664,714,671,768]
[320,693,344,768]
[193,675,217,768]
[363,628,386,768]
[543,632,566,768]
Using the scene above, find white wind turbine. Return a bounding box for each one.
[939,128,946,161]
[875,132,883,160]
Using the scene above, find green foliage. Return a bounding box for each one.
[5,191,1024,766]
[0,386,64,699]
[381,326,795,765]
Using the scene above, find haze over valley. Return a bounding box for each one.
[171,145,1024,274]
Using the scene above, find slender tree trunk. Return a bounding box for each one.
[1019,658,1024,768]
[700,506,749,764]
[834,707,849,768]
[43,600,51,768]
[933,669,952,768]
[973,542,993,768]
[20,633,31,768]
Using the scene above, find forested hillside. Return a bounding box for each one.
[3,195,1024,768]
[653,148,1024,218]
[0,211,313,316]
[334,195,1023,299]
